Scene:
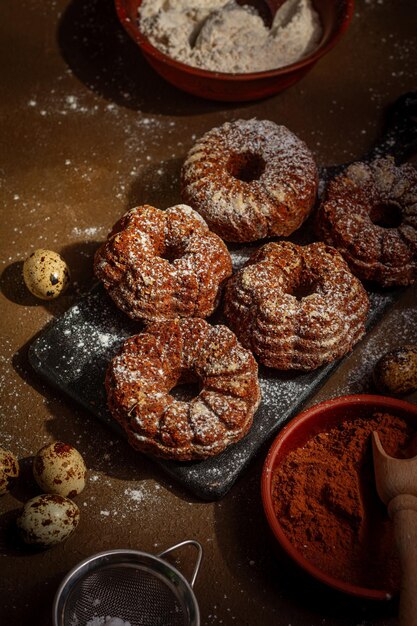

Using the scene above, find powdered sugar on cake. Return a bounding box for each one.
[224,241,370,371]
[106,318,261,461]
[94,204,232,322]
[181,119,318,242]
[316,157,417,287]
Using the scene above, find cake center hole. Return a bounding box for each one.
[170,381,200,402]
[160,244,183,263]
[292,278,318,301]
[370,202,402,228]
[227,151,266,183]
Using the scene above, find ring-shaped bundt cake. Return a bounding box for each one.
[316,157,417,287]
[94,204,233,321]
[181,119,318,243]
[224,241,370,371]
[106,318,261,461]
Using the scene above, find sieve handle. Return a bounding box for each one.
[158,539,203,588]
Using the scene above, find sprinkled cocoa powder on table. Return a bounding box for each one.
[272,412,417,592]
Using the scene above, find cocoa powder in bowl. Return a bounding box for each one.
[272,412,417,593]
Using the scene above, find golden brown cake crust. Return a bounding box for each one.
[181,119,318,243]
[105,318,261,461]
[224,241,369,371]
[94,204,233,321]
[316,157,417,287]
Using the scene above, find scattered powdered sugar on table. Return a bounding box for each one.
[71,226,109,240]
[138,0,322,73]
[78,471,164,524]
[49,300,126,384]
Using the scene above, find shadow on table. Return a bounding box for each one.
[0,262,41,307]
[126,157,183,209]
[57,0,239,117]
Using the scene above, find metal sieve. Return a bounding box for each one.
[53,539,203,626]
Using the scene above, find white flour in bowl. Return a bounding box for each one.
[138,0,322,74]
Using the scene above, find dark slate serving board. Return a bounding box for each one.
[28,92,416,500]
[28,275,398,501]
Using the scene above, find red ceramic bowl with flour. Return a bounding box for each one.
[115,0,354,102]
[261,394,417,600]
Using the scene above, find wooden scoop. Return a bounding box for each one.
[372,432,417,626]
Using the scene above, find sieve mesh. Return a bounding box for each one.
[62,563,188,626]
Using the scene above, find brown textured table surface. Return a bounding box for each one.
[1,1,417,625]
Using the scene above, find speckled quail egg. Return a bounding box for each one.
[33,441,87,498]
[373,345,417,395]
[17,494,80,546]
[23,248,70,300]
[0,448,19,495]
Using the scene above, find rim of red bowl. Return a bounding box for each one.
[261,394,417,601]
[115,0,355,81]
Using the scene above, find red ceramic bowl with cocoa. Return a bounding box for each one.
[261,394,417,600]
[115,0,354,102]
